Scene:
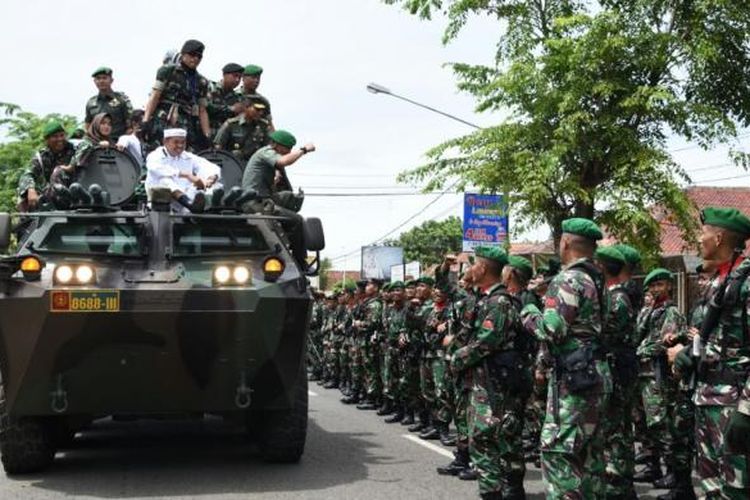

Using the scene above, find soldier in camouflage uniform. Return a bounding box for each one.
[450,246,526,500]
[343,281,368,404]
[213,99,271,164]
[673,207,750,499]
[85,67,133,140]
[595,246,640,499]
[522,218,613,499]
[377,283,398,416]
[398,280,429,428]
[206,63,245,138]
[239,65,274,131]
[353,279,385,410]
[143,39,211,151]
[634,268,693,494]
[17,121,75,212]
[320,293,339,386]
[384,282,409,423]
[307,291,325,381]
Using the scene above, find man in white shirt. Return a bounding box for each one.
[145,128,221,212]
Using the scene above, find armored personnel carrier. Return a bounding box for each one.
[0,148,324,473]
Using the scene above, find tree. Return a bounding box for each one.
[384,1,750,254]
[0,103,79,212]
[318,257,333,290]
[385,216,462,267]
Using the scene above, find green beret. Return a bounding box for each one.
[595,246,626,264]
[42,120,65,139]
[343,283,357,293]
[644,268,673,287]
[91,66,112,77]
[613,244,641,265]
[562,218,603,241]
[475,246,509,266]
[382,283,392,292]
[243,64,263,76]
[269,129,296,148]
[356,279,367,289]
[508,255,533,280]
[390,281,405,290]
[701,207,750,238]
[404,280,417,288]
[416,276,435,286]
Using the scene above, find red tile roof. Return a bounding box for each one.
[659,186,750,256]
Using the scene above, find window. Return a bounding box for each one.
[37,222,146,256]
[172,223,269,256]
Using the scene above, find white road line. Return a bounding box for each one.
[402,434,454,459]
[308,390,319,397]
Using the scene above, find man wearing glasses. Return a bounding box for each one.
[143,39,211,151]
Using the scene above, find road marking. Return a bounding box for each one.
[308,390,319,397]
[402,434,454,459]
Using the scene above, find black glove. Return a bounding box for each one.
[725,410,750,454]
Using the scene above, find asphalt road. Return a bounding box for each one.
[0,384,681,499]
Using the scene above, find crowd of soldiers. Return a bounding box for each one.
[307,210,750,500]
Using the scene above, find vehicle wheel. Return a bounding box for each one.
[0,371,56,474]
[253,364,308,463]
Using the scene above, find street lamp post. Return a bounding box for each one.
[366,82,482,130]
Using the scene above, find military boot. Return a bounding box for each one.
[458,467,479,481]
[479,492,502,500]
[655,471,696,500]
[408,411,429,433]
[502,471,526,500]
[323,379,339,389]
[384,406,405,424]
[400,408,416,426]
[633,458,663,483]
[356,398,378,410]
[419,425,440,440]
[635,448,654,465]
[376,399,394,416]
[439,425,457,447]
[340,392,360,405]
[436,448,469,476]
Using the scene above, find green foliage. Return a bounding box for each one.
[318,257,333,290]
[385,216,463,266]
[0,103,79,212]
[385,1,750,257]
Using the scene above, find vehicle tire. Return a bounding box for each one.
[0,371,56,474]
[254,363,308,463]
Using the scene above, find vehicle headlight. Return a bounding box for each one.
[55,265,74,284]
[214,266,231,284]
[75,265,94,284]
[233,265,250,284]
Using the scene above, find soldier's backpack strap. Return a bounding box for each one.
[719,262,750,352]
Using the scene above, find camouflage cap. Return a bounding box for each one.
[644,267,672,287]
[269,129,296,148]
[243,64,263,76]
[701,207,750,239]
[222,62,244,74]
[416,276,435,286]
[508,255,533,280]
[613,244,641,265]
[91,66,112,77]
[475,246,508,266]
[595,246,626,264]
[42,120,65,139]
[562,217,603,241]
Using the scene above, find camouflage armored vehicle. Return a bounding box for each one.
[0,148,324,473]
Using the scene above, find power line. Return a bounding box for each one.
[306,191,459,197]
[690,172,750,184]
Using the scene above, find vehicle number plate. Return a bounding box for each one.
[50,290,120,313]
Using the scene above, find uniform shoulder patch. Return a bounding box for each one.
[545,296,557,308]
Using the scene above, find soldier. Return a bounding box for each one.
[376,282,396,415]
[143,39,211,151]
[214,99,270,164]
[322,291,343,389]
[206,63,245,138]
[17,120,75,211]
[450,246,526,499]
[521,218,613,499]
[383,282,409,423]
[240,64,274,131]
[353,279,385,410]
[595,246,640,499]
[634,268,693,496]
[342,280,368,404]
[674,207,750,499]
[241,130,315,267]
[85,67,133,140]
[307,291,326,381]
[396,280,424,427]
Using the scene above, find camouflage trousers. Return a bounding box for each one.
[350,338,365,394]
[523,377,548,456]
[420,355,449,422]
[398,352,421,409]
[382,346,401,402]
[540,380,609,499]
[454,387,470,453]
[325,339,342,381]
[364,340,382,400]
[695,404,749,499]
[601,381,638,496]
[435,356,456,425]
[338,340,352,388]
[640,376,680,470]
[466,382,526,496]
[634,376,658,459]
[306,331,324,376]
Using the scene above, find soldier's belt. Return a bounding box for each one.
[699,366,748,387]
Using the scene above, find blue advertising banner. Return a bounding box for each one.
[462,193,508,251]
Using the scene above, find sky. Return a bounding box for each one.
[1,0,748,270]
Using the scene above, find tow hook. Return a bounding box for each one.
[234,370,253,409]
[50,375,69,413]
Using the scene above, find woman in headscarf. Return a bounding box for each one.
[51,112,117,186]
